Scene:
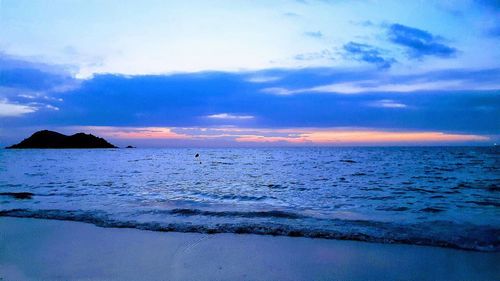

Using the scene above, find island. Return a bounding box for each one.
[6,130,117,149]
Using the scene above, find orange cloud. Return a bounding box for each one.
[69,126,190,139]
[235,135,305,143]
[300,130,488,143]
[235,130,489,143]
[68,126,489,144]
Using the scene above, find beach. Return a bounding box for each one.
[1,217,498,281]
[3,0,500,279]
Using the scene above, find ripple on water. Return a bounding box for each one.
[0,147,498,252]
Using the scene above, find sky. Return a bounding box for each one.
[0,0,499,147]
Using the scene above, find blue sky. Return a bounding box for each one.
[0,0,499,146]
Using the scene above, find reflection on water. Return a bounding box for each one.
[0,147,499,251]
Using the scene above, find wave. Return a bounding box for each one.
[1,208,498,252]
[163,209,304,219]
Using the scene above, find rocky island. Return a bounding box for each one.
[6,130,117,149]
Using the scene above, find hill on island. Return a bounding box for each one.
[6,130,117,149]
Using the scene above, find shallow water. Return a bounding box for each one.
[1,147,499,251]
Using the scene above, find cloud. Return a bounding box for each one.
[0,99,37,117]
[70,126,190,139]
[65,126,490,146]
[206,113,254,120]
[235,130,488,144]
[261,68,500,94]
[387,24,457,58]
[294,49,334,61]
[2,62,499,137]
[343,42,395,69]
[369,99,407,109]
[0,53,79,120]
[44,104,60,111]
[245,76,281,83]
[350,20,375,27]
[0,53,78,91]
[261,79,495,95]
[285,79,470,94]
[304,31,323,38]
[260,87,292,95]
[283,12,300,17]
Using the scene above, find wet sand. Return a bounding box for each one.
[0,217,498,280]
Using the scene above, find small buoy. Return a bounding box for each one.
[195,153,199,158]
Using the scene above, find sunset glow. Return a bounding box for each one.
[65,126,490,146]
[1,0,498,146]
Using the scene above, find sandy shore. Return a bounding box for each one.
[0,217,498,280]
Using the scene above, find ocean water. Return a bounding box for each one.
[0,147,499,251]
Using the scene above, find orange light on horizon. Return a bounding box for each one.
[70,126,490,144]
[235,130,489,143]
[70,126,190,139]
[235,135,305,143]
[301,130,488,143]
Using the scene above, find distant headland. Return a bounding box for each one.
[6,130,117,149]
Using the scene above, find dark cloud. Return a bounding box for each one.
[1,55,499,141]
[2,61,498,137]
[387,24,457,58]
[0,53,76,91]
[343,42,395,69]
[0,54,79,119]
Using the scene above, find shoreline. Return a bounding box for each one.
[1,210,497,252]
[1,217,498,280]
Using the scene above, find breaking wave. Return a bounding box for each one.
[1,208,498,252]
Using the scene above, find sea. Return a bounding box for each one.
[1,147,499,251]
